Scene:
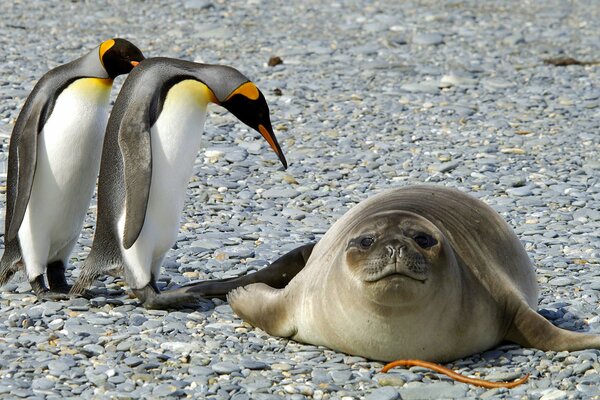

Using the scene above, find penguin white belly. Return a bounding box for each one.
[120,80,212,288]
[18,78,112,277]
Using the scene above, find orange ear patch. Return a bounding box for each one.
[99,39,116,58]
[226,82,260,101]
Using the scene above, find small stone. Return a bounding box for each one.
[152,383,179,397]
[365,387,399,400]
[506,186,533,197]
[32,377,55,390]
[482,78,515,90]
[161,342,201,352]
[241,360,268,370]
[400,82,440,94]
[211,361,241,374]
[124,356,143,367]
[48,318,64,330]
[540,389,567,400]
[440,74,478,87]
[184,0,213,9]
[398,382,468,399]
[268,56,283,67]
[549,277,572,287]
[48,359,73,375]
[412,33,444,45]
[430,160,460,173]
[82,344,105,356]
[261,188,300,198]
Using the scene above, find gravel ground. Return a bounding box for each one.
[1,0,600,399]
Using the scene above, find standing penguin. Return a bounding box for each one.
[70,57,287,309]
[0,39,145,299]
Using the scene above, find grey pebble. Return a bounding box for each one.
[261,188,300,198]
[506,186,533,197]
[47,318,64,330]
[241,360,268,370]
[365,387,399,400]
[31,377,55,391]
[398,382,468,399]
[211,361,241,374]
[412,33,444,45]
[549,277,572,287]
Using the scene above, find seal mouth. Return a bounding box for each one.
[363,260,429,283]
[365,270,428,283]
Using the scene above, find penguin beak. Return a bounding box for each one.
[258,124,287,169]
[130,61,140,67]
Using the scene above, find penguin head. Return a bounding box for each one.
[220,81,287,168]
[99,38,145,78]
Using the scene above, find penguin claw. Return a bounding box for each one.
[134,285,213,311]
[36,290,72,302]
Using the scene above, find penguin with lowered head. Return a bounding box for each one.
[70,57,287,309]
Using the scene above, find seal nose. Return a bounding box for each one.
[387,243,406,259]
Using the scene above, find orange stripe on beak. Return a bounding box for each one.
[259,124,287,169]
[130,61,140,67]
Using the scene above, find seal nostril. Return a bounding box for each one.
[398,245,404,259]
[386,245,395,258]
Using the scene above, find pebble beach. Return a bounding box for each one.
[1,0,600,398]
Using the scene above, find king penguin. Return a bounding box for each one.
[0,39,145,299]
[70,57,287,309]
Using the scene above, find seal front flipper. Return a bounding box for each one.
[183,243,316,300]
[506,301,600,351]
[228,284,297,338]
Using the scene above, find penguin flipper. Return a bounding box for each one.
[117,99,152,249]
[5,96,47,241]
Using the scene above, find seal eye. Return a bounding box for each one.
[413,233,437,249]
[359,236,375,249]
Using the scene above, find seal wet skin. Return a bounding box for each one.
[187,185,600,363]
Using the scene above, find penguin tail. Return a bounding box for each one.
[0,240,23,286]
[70,262,102,295]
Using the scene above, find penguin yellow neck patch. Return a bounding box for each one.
[168,80,217,107]
[225,82,260,101]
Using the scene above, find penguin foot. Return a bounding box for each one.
[133,284,210,310]
[37,290,72,301]
[30,275,70,301]
[47,261,71,293]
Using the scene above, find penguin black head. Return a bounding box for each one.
[220,81,287,169]
[99,38,145,79]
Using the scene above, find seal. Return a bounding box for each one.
[185,185,600,362]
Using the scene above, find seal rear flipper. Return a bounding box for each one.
[228,283,297,338]
[506,303,600,351]
[183,243,316,300]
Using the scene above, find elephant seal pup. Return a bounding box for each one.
[186,185,600,362]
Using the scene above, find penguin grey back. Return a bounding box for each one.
[105,57,255,249]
